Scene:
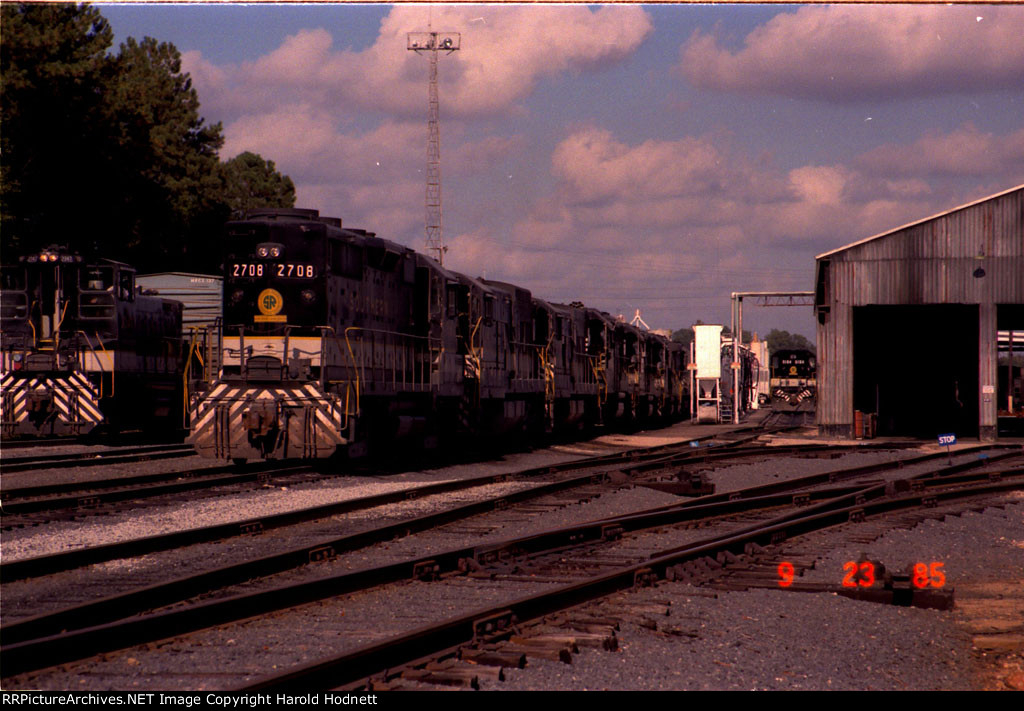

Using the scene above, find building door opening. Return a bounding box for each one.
[998,304,1024,437]
[853,305,978,438]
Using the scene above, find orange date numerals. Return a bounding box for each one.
[842,561,876,588]
[777,561,795,588]
[912,562,946,588]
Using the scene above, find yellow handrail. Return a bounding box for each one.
[182,329,199,429]
[53,300,70,349]
[27,301,38,347]
[343,327,362,412]
[76,331,105,398]
[95,331,113,398]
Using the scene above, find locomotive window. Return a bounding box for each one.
[80,267,114,291]
[119,271,135,301]
[0,292,28,319]
[1,266,26,291]
[79,292,115,318]
[446,285,458,318]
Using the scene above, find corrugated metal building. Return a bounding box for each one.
[136,272,222,328]
[815,185,1024,441]
[137,272,223,383]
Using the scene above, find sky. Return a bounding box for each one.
[97,3,1024,339]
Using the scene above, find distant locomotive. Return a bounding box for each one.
[769,348,816,412]
[0,246,184,437]
[189,208,688,461]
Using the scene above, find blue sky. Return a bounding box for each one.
[97,3,1024,339]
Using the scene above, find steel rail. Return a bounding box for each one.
[593,444,1023,524]
[3,443,910,656]
[1,460,290,500]
[1,444,196,473]
[0,437,79,450]
[0,463,310,516]
[0,425,783,580]
[3,437,850,640]
[3,458,1019,678]
[243,475,1024,691]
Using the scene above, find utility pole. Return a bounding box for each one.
[407,30,460,266]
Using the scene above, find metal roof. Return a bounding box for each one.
[816,183,1024,260]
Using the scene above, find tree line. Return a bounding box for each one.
[672,324,815,355]
[1,3,295,274]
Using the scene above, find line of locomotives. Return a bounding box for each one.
[190,208,691,461]
[0,209,695,458]
[0,247,184,437]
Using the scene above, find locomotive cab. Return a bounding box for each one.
[1,248,181,437]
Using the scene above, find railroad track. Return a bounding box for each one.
[0,436,80,450]
[0,461,314,526]
[249,464,1023,691]
[0,443,197,473]
[2,443,1020,688]
[0,433,916,581]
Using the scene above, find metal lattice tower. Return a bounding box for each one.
[407,31,460,266]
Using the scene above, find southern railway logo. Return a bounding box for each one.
[255,288,286,322]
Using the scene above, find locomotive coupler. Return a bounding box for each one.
[27,387,56,428]
[242,402,283,458]
[242,404,278,436]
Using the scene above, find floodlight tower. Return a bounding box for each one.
[407,30,460,266]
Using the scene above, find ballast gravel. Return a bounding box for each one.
[0,439,638,561]
[487,499,1024,691]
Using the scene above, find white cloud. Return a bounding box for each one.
[680,5,1024,101]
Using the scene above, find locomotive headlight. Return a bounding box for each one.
[13,353,23,362]
[269,246,281,257]
[301,289,316,303]
[230,289,245,305]
[256,246,269,258]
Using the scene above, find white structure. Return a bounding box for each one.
[692,324,723,423]
[749,335,769,409]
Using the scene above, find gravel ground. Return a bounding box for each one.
[5,421,1017,691]
[0,438,639,561]
[700,448,1023,493]
[485,496,1024,691]
[1,453,223,489]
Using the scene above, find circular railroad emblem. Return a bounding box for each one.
[257,288,284,316]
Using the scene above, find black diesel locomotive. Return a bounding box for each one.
[189,208,688,461]
[769,348,816,412]
[0,246,185,437]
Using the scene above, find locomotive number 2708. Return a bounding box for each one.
[232,263,316,278]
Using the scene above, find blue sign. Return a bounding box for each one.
[938,433,957,446]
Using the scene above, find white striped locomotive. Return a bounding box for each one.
[769,348,816,412]
[0,247,184,437]
[189,208,688,461]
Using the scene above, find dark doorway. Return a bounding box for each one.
[997,304,1024,437]
[853,305,978,438]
